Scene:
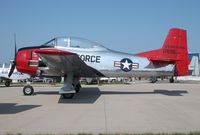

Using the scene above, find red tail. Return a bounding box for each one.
[136,28,190,76]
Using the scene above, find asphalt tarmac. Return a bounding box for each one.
[0,82,200,134]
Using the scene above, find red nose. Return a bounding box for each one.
[16,48,40,76]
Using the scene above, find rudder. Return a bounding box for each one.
[161,28,190,76]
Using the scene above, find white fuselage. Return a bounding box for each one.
[55,46,174,77]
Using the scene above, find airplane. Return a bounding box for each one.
[0,62,30,86]
[8,28,190,99]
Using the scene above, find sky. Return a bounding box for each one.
[0,0,200,63]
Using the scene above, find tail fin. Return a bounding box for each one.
[136,28,190,76]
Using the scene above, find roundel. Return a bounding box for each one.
[120,58,133,72]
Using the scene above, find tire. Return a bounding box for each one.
[23,85,34,96]
[150,77,157,83]
[75,83,81,93]
[62,93,74,99]
[169,77,174,83]
[5,81,11,87]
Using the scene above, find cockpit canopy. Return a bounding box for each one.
[42,36,107,50]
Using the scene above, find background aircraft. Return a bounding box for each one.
[8,28,190,99]
[0,63,30,86]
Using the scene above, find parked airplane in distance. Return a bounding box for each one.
[8,28,190,99]
[0,62,30,86]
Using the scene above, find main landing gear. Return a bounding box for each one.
[22,73,81,99]
[61,82,81,99]
[60,73,82,99]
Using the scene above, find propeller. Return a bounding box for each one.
[8,34,17,77]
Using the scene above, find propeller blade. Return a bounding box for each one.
[8,62,15,77]
[8,34,17,77]
[14,34,17,58]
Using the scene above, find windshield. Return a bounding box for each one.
[42,36,107,49]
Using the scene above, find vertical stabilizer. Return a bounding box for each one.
[136,28,190,76]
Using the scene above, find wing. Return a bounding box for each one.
[35,49,104,77]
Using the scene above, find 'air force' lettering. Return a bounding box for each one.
[80,55,101,63]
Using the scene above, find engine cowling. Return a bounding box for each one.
[16,48,40,76]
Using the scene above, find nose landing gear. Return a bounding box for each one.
[22,73,81,99]
[23,85,34,95]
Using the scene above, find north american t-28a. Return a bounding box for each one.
[8,28,190,99]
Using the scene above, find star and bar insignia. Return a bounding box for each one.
[114,58,139,72]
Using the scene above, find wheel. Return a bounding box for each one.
[62,93,74,99]
[169,77,174,83]
[23,85,34,95]
[150,77,157,83]
[5,81,11,87]
[75,83,81,93]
